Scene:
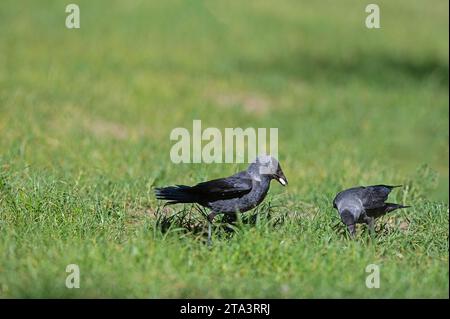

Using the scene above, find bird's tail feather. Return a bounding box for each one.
[376,184,403,189]
[385,203,411,213]
[154,185,198,204]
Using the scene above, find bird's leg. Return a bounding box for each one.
[207,222,212,247]
[207,212,218,247]
[364,216,375,236]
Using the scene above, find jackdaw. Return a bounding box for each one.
[155,155,288,244]
[332,184,410,237]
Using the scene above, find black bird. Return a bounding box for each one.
[333,184,410,237]
[155,155,288,244]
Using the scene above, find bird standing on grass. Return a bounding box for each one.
[333,184,410,237]
[155,155,288,245]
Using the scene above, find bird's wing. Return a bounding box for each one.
[189,171,253,201]
[361,185,399,210]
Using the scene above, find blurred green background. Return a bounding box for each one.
[0,0,448,298]
[1,0,448,199]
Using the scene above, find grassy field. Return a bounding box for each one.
[0,0,448,298]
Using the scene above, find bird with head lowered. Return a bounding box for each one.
[333,184,410,237]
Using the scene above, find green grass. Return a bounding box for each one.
[0,0,448,298]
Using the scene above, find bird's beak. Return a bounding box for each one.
[275,170,288,186]
[277,175,288,186]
